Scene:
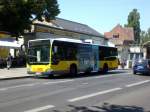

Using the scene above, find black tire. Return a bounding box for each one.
[102,64,108,74]
[133,71,136,74]
[70,65,77,76]
[48,74,54,79]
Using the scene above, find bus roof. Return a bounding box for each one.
[28,38,117,48]
[29,38,82,43]
[52,38,82,43]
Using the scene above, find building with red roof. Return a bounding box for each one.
[104,24,137,68]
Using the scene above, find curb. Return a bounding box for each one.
[0,76,32,81]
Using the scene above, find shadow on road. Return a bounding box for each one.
[134,73,150,77]
[53,103,149,112]
[32,70,130,80]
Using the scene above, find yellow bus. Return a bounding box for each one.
[27,38,118,77]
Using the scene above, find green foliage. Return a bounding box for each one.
[0,0,60,36]
[140,28,150,44]
[126,9,141,44]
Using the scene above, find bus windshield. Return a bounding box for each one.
[27,40,50,64]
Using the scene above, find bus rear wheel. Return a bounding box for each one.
[70,65,77,77]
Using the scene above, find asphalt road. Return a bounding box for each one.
[0,70,150,112]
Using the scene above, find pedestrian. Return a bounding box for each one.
[6,53,12,70]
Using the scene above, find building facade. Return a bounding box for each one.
[0,31,23,58]
[143,41,150,59]
[25,18,106,47]
[0,31,10,58]
[104,24,137,68]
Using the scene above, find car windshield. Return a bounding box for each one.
[135,59,149,66]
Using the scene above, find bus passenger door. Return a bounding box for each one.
[77,45,92,72]
[92,46,99,72]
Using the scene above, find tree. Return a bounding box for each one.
[140,28,150,44]
[0,0,60,37]
[125,9,141,44]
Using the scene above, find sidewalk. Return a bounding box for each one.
[0,67,30,80]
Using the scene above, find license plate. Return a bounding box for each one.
[37,68,43,72]
[36,72,41,75]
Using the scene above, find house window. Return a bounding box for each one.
[113,34,119,38]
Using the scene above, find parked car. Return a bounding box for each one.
[133,59,150,75]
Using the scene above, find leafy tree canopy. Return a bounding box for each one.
[0,0,60,36]
[125,9,141,44]
[140,28,150,44]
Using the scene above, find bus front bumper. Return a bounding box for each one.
[27,70,54,77]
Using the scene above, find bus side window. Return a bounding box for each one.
[58,47,65,60]
[99,48,104,60]
[66,47,77,60]
[52,46,59,61]
[67,48,72,60]
[53,44,66,60]
[54,46,58,53]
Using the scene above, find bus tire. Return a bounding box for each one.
[103,64,108,74]
[70,64,77,77]
[48,74,54,79]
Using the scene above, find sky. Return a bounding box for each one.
[57,0,150,34]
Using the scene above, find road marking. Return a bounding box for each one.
[0,88,8,91]
[68,88,122,102]
[24,105,55,112]
[82,83,88,85]
[43,80,74,85]
[125,80,150,87]
[0,83,39,91]
[93,73,131,79]
[7,83,39,88]
[0,80,74,91]
[94,75,114,79]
